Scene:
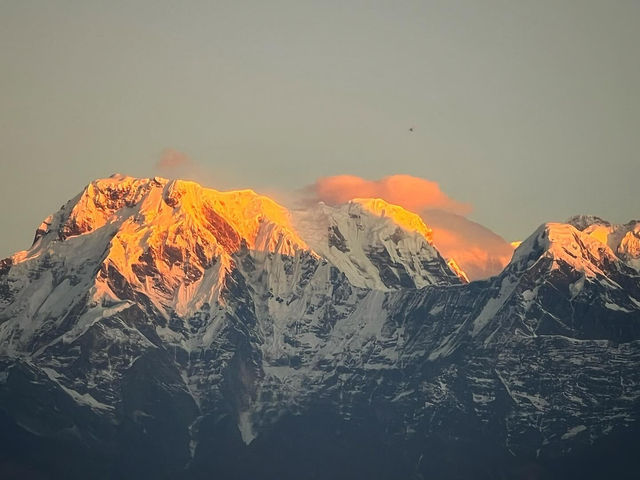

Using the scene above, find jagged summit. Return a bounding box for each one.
[511,219,640,277]
[511,222,616,276]
[6,176,311,315]
[562,214,640,269]
[49,175,307,254]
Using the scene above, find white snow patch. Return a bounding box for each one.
[472,393,495,404]
[516,393,549,411]
[238,411,257,445]
[561,424,587,440]
[391,390,414,402]
[472,276,518,337]
[569,276,585,298]
[604,302,631,313]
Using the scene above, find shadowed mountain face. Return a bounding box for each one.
[1,176,639,480]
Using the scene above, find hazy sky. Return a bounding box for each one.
[1,0,638,257]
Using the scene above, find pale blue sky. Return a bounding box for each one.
[1,0,638,257]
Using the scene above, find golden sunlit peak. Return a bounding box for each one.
[47,175,312,261]
[350,197,434,243]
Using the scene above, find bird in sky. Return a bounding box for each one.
[409,127,414,132]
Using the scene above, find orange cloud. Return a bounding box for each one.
[308,174,513,280]
[421,209,514,280]
[156,148,193,170]
[311,174,471,215]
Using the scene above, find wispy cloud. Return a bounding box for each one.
[153,148,233,190]
[155,148,194,171]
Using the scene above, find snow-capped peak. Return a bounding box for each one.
[562,215,639,271]
[292,199,463,289]
[5,176,314,320]
[510,219,639,277]
[57,175,309,255]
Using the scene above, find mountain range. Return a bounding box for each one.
[1,175,639,479]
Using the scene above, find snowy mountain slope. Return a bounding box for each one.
[292,198,464,290]
[1,177,639,480]
[421,220,640,356]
